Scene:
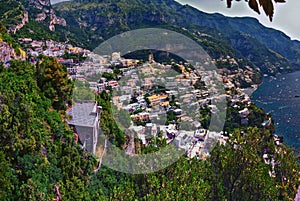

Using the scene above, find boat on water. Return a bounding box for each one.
[278,106,288,110]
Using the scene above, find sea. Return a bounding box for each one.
[251,71,300,149]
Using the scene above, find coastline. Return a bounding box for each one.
[250,71,300,149]
[241,84,259,97]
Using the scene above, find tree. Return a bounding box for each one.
[0,151,14,200]
[0,21,7,34]
[226,0,286,21]
[208,127,299,200]
[0,60,97,200]
[36,57,73,111]
[72,80,95,101]
[96,91,126,147]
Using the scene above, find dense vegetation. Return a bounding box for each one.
[96,91,126,147]
[1,0,300,199]
[0,60,96,200]
[14,21,67,42]
[0,0,25,29]
[0,0,295,75]
[36,56,73,111]
[51,0,298,74]
[0,59,299,200]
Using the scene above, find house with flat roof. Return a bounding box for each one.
[147,94,169,105]
[67,101,101,155]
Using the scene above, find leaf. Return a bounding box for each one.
[261,0,274,21]
[259,0,264,6]
[227,0,232,8]
[249,0,260,14]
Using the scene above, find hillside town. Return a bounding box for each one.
[0,37,283,177]
[1,0,300,199]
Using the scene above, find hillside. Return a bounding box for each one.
[0,50,299,201]
[0,24,26,64]
[0,0,297,74]
[177,5,300,67]
[0,0,27,33]
[52,0,296,74]
[1,1,300,200]
[0,0,66,33]
[20,0,66,31]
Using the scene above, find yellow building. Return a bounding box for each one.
[147,94,169,105]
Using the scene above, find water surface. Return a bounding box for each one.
[251,71,300,149]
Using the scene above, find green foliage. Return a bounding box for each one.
[133,108,143,115]
[224,103,242,132]
[0,59,299,200]
[0,30,23,56]
[114,108,131,128]
[0,0,25,29]
[101,72,116,81]
[1,0,299,199]
[52,0,297,74]
[166,110,176,124]
[97,91,126,147]
[0,151,14,200]
[0,21,7,34]
[15,21,67,42]
[0,60,96,200]
[63,52,87,63]
[209,127,279,200]
[36,56,73,111]
[199,106,211,129]
[72,80,95,101]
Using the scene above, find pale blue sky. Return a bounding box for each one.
[50,0,300,40]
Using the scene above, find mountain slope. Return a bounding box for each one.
[52,0,295,74]
[0,0,66,33]
[0,0,27,33]
[20,0,66,31]
[177,4,300,64]
[1,0,298,74]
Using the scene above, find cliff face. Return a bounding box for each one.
[0,0,66,32]
[49,8,66,31]
[0,40,26,65]
[9,12,28,34]
[23,0,66,31]
[0,0,27,31]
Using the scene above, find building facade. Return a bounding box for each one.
[67,101,101,155]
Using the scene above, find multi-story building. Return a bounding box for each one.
[67,101,102,155]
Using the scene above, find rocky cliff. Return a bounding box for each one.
[0,40,26,65]
[9,12,28,34]
[0,0,66,32]
[23,0,66,31]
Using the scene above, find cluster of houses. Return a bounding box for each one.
[20,40,276,163]
[106,59,234,157]
[1,34,289,184]
[18,38,90,62]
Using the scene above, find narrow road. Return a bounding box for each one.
[94,139,107,173]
